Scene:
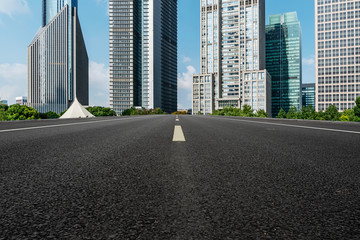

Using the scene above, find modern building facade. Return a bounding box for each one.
[315,0,360,111]
[193,0,271,115]
[28,0,88,113]
[192,74,215,114]
[266,12,302,116]
[302,83,316,108]
[0,100,8,106]
[109,0,178,114]
[16,97,28,105]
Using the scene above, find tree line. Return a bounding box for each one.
[0,104,116,121]
[277,97,360,122]
[210,97,360,122]
[122,107,165,116]
[211,105,268,118]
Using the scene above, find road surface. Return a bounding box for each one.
[0,115,359,239]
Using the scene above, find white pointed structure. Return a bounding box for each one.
[60,7,94,120]
[60,98,94,119]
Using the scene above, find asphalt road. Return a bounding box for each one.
[1,115,360,239]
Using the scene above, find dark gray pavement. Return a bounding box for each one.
[0,115,360,239]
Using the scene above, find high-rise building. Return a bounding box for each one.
[266,12,302,116]
[302,83,316,108]
[16,97,28,105]
[193,0,271,115]
[28,0,88,114]
[109,0,178,114]
[315,0,360,112]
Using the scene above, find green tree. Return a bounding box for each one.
[315,111,325,120]
[122,107,165,116]
[87,106,117,117]
[277,108,286,119]
[242,105,254,117]
[339,115,349,122]
[341,109,355,122]
[354,96,360,117]
[6,104,40,120]
[324,105,340,121]
[286,107,298,119]
[0,101,8,121]
[256,109,268,118]
[299,105,317,120]
[152,108,164,115]
[46,111,60,119]
[0,108,6,121]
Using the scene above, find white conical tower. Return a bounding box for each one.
[60,98,95,119]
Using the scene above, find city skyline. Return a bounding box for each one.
[0,0,315,109]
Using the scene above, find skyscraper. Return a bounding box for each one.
[109,0,178,114]
[302,83,316,108]
[315,0,360,112]
[266,12,302,116]
[28,0,88,114]
[193,0,271,115]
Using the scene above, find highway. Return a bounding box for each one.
[0,115,360,239]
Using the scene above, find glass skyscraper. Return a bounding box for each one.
[193,0,272,115]
[109,0,178,114]
[315,0,360,111]
[302,83,316,108]
[266,12,302,116]
[28,0,88,113]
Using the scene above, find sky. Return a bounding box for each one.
[0,0,315,108]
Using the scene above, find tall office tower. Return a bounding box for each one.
[315,0,360,112]
[109,0,178,114]
[28,0,88,114]
[193,0,271,115]
[266,12,302,117]
[302,83,316,108]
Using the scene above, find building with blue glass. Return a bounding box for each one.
[109,0,178,114]
[302,83,316,108]
[28,0,88,113]
[266,12,302,117]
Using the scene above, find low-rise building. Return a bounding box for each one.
[192,74,215,115]
[16,96,28,105]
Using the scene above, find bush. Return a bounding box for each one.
[324,105,340,121]
[256,109,268,118]
[277,108,286,119]
[6,104,40,120]
[122,107,165,116]
[40,111,59,119]
[299,106,317,120]
[87,106,117,117]
[339,115,349,122]
[286,107,298,119]
[211,105,268,118]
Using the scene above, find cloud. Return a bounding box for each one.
[182,56,191,63]
[178,65,196,90]
[89,61,109,107]
[303,56,315,66]
[0,63,27,104]
[0,0,30,17]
